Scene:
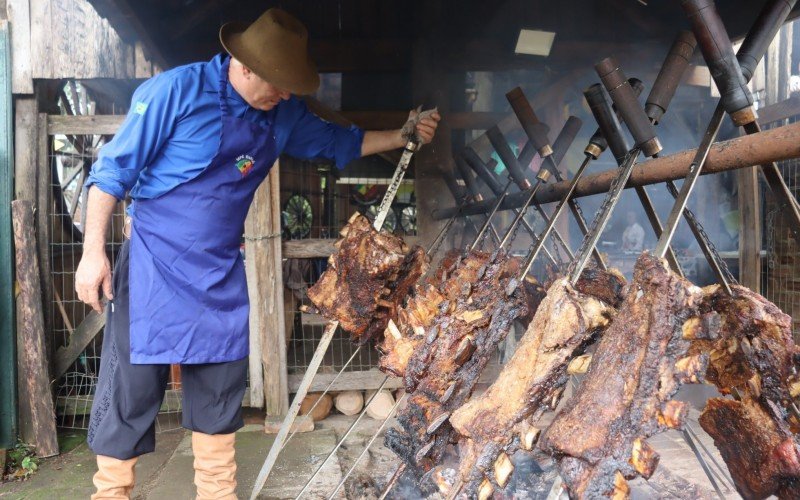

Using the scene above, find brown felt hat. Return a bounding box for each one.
[219,8,320,95]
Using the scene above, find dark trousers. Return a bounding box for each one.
[87,241,247,460]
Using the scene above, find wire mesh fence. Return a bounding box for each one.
[761,112,800,341]
[762,112,800,343]
[280,157,418,376]
[47,83,182,431]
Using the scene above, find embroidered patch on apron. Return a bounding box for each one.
[235,154,255,176]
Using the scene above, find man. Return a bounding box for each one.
[75,8,439,499]
[621,210,645,253]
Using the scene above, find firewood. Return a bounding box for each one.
[365,389,395,420]
[299,393,333,422]
[334,391,364,416]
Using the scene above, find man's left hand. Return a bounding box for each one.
[408,108,441,145]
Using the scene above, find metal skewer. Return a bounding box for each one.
[486,126,576,262]
[462,149,559,266]
[249,108,436,500]
[656,0,800,289]
[506,88,605,269]
[568,58,662,285]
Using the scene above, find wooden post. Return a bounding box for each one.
[412,39,452,252]
[737,167,761,292]
[245,162,288,416]
[12,200,58,457]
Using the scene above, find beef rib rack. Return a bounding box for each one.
[306,213,427,343]
[539,254,706,499]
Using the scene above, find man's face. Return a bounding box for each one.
[234,64,292,111]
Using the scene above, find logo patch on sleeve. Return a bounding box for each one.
[235,155,255,177]
[134,101,149,115]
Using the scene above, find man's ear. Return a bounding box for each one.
[241,64,253,79]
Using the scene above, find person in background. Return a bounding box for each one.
[74,8,439,499]
[621,210,645,253]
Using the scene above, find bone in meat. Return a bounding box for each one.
[448,277,619,497]
[539,254,705,499]
[384,250,528,475]
[684,283,795,406]
[699,396,800,500]
[306,213,426,342]
[682,284,800,499]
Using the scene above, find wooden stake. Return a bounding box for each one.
[12,200,58,457]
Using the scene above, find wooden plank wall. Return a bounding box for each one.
[8,0,161,95]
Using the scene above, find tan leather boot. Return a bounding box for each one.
[91,455,138,499]
[192,431,237,499]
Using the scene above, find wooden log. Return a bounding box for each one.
[433,120,800,219]
[365,389,395,420]
[53,311,105,380]
[334,391,364,416]
[299,393,333,422]
[245,162,289,413]
[12,200,58,457]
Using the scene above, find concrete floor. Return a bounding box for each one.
[0,408,741,500]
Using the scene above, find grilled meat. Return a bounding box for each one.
[684,283,795,406]
[699,396,800,500]
[539,254,705,499]
[448,276,620,497]
[306,213,427,343]
[682,284,800,499]
[384,250,529,476]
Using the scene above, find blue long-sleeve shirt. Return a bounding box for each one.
[86,54,364,202]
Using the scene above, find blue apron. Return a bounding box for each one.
[128,56,277,364]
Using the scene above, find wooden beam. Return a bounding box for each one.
[738,166,761,292]
[282,236,421,259]
[287,365,500,393]
[757,95,800,125]
[245,163,288,416]
[434,120,800,218]
[83,0,168,70]
[53,311,105,379]
[167,0,234,41]
[12,201,59,457]
[181,37,662,74]
[47,114,123,135]
[340,110,505,131]
[7,0,33,93]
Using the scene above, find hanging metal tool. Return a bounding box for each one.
[518,84,624,279]
[656,0,799,292]
[373,107,438,230]
[486,125,576,261]
[494,117,583,252]
[506,88,606,269]
[568,58,662,284]
[667,0,800,249]
[454,154,504,248]
[249,107,436,500]
[460,151,559,267]
[463,123,578,264]
[429,162,492,257]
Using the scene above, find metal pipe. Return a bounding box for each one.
[431,120,800,219]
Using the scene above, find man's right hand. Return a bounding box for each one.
[75,250,114,314]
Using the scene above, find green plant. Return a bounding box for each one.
[4,442,40,481]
